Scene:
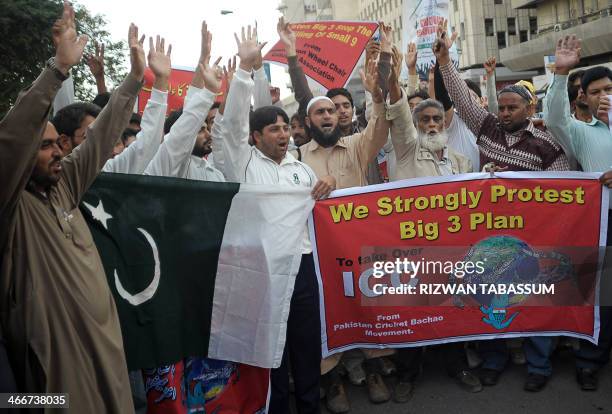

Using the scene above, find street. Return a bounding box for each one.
[293,345,612,414]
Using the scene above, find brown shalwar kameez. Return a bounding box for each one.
[0,67,142,413]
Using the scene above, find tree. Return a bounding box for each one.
[0,0,127,116]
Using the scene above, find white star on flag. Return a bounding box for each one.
[83,199,113,230]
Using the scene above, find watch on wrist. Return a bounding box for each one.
[46,58,69,80]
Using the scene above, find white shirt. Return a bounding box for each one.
[103,88,168,174]
[219,67,317,253]
[447,112,480,171]
[183,155,226,182]
[144,85,224,182]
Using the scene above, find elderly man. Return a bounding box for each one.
[390,95,472,179]
[385,44,477,401]
[0,4,145,412]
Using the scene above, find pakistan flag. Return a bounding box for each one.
[80,173,313,371]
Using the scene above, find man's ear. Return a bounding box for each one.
[252,130,261,146]
[305,116,311,128]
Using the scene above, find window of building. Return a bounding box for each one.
[399,15,402,29]
[485,18,494,36]
[453,0,458,12]
[529,16,537,35]
[494,0,503,4]
[507,18,516,35]
[519,30,528,42]
[497,31,506,48]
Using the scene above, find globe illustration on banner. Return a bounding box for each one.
[461,235,541,307]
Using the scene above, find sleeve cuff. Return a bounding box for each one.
[372,101,385,117]
[120,73,144,96]
[200,87,217,101]
[287,55,299,67]
[150,87,169,104]
[551,74,568,89]
[253,66,267,80]
[379,51,392,63]
[386,89,407,120]
[438,61,454,76]
[235,68,252,82]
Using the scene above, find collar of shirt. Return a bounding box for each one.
[253,146,302,166]
[585,115,608,128]
[305,136,349,152]
[417,145,450,162]
[189,155,217,171]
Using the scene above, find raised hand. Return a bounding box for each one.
[277,17,297,56]
[432,19,457,65]
[148,36,172,78]
[484,56,496,76]
[86,42,105,78]
[235,25,267,72]
[198,57,223,94]
[52,1,88,75]
[405,42,417,75]
[378,21,392,53]
[223,56,237,85]
[128,23,146,80]
[199,21,212,64]
[360,58,383,103]
[554,35,581,75]
[365,40,380,67]
[148,35,172,91]
[388,45,403,86]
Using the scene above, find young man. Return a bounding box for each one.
[278,18,397,411]
[0,5,145,411]
[215,25,334,414]
[435,19,570,392]
[144,43,225,182]
[290,112,311,148]
[543,35,612,391]
[52,102,100,155]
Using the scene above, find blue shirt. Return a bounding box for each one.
[544,74,612,173]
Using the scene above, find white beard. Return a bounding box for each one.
[418,129,449,153]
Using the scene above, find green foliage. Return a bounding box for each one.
[0,0,127,116]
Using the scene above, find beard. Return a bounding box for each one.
[308,124,342,148]
[418,129,449,153]
[192,145,211,157]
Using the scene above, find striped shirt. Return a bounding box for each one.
[439,62,570,171]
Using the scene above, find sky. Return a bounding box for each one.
[76,0,291,97]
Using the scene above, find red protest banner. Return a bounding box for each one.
[264,21,378,90]
[309,173,607,357]
[138,67,227,115]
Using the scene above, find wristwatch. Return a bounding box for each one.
[46,57,69,81]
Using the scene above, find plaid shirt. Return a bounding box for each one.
[439,62,570,171]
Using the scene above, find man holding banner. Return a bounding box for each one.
[435,19,571,392]
[384,55,481,399]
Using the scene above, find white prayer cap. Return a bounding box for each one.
[306,96,334,115]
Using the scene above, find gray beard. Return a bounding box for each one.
[418,130,449,153]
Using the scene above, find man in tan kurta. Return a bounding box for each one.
[0,7,144,412]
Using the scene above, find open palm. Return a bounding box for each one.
[554,35,581,73]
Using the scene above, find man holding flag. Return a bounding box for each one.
[0,2,145,412]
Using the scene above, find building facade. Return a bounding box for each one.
[501,0,612,73]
